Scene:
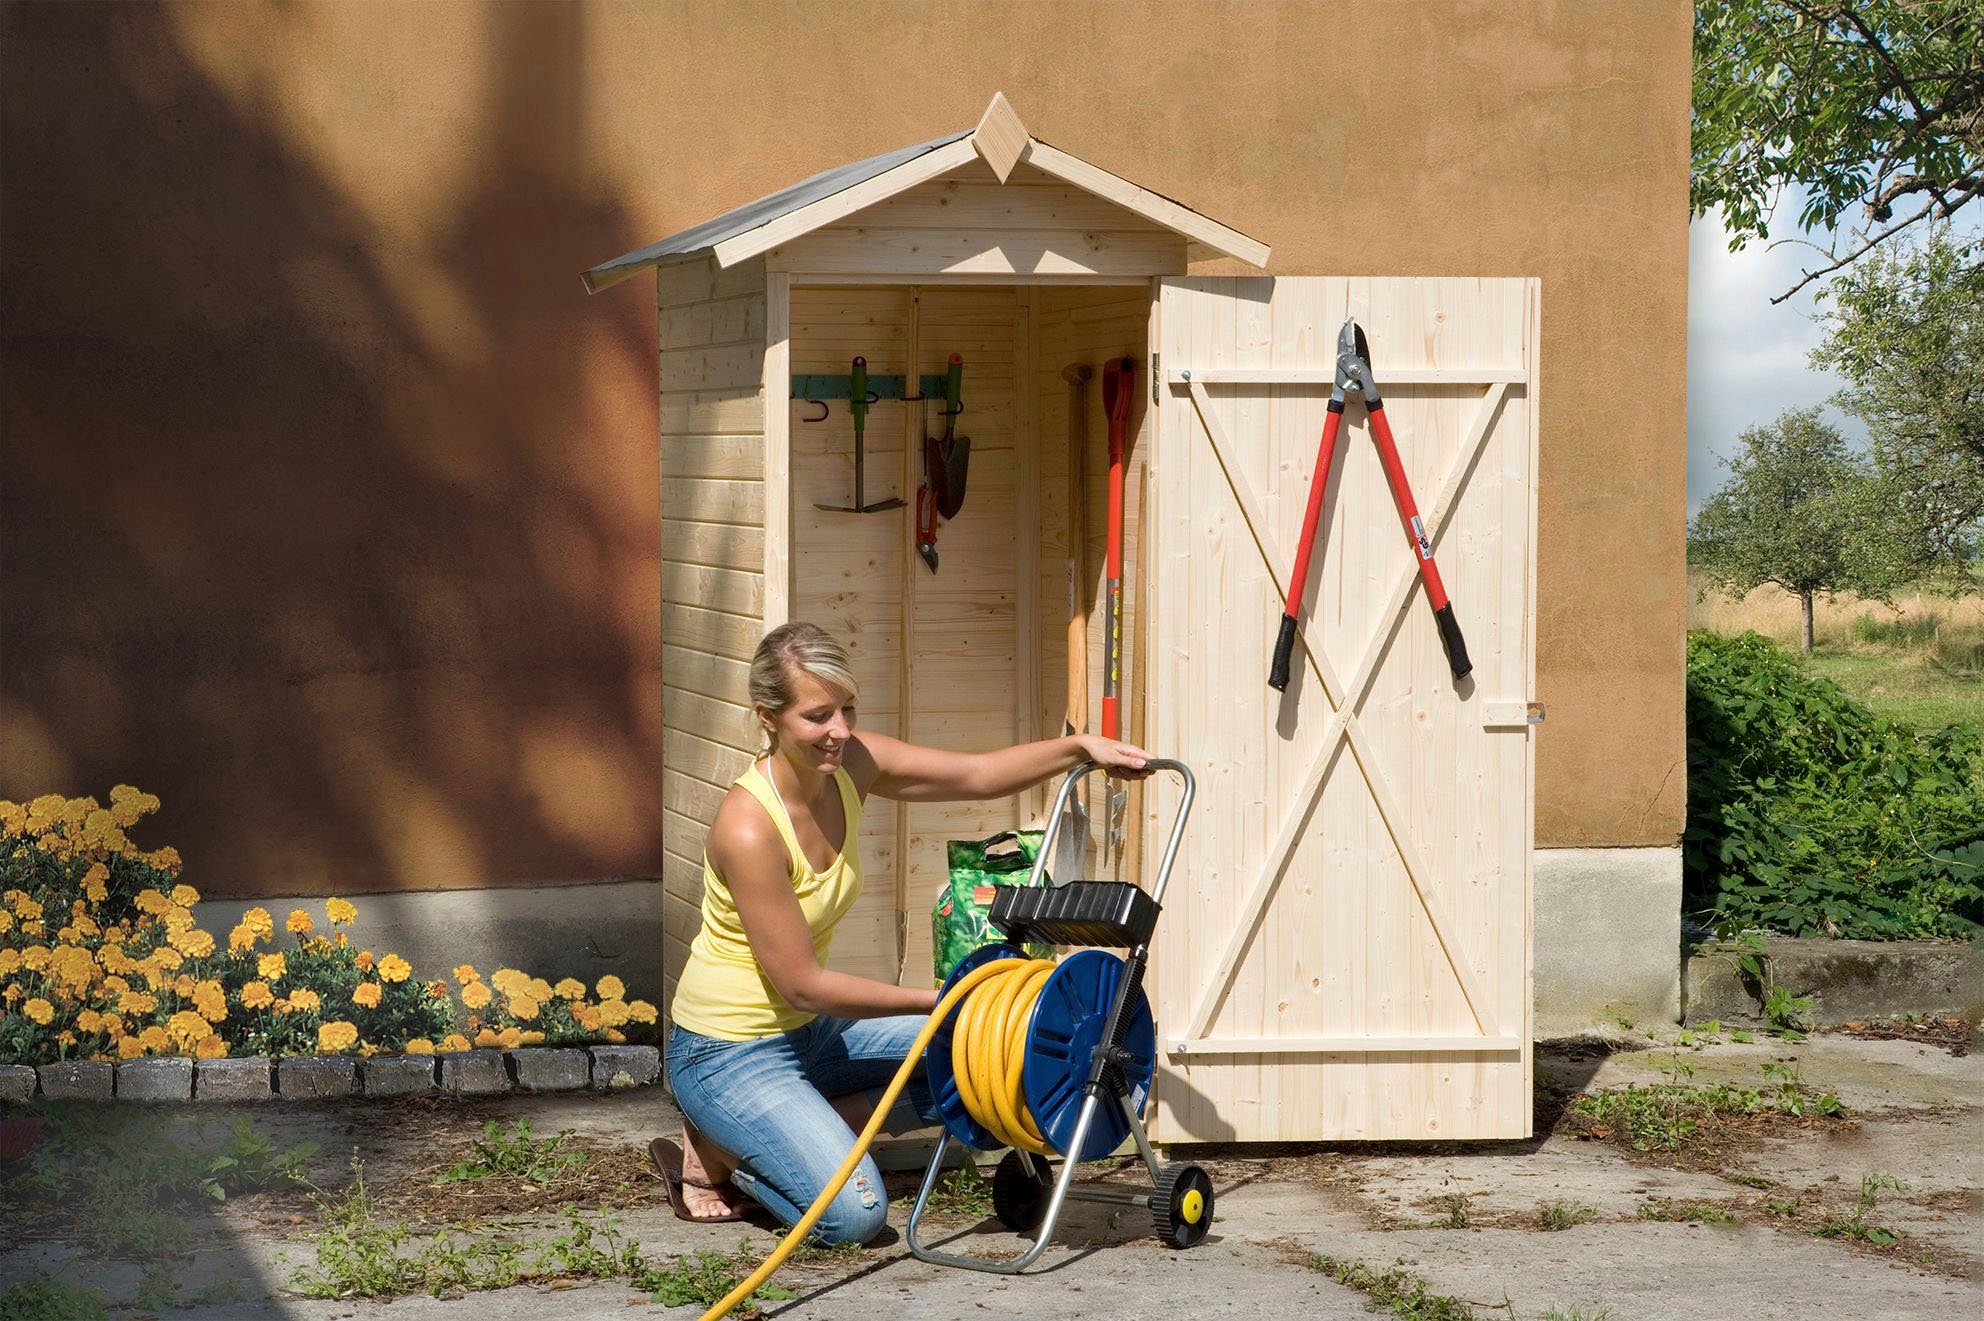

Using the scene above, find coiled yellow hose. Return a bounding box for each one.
[699,955,1056,1321]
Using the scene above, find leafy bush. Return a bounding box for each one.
[0,789,657,1066]
[1686,631,1984,938]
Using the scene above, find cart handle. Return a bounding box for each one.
[1027,759,1195,909]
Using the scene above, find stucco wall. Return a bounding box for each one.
[0,0,1690,897]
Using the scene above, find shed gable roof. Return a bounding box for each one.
[583,93,1268,293]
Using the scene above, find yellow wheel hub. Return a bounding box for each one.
[1180,1188,1205,1224]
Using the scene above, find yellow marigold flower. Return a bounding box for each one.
[326,897,356,925]
[305,936,331,953]
[438,1033,470,1052]
[166,1010,209,1047]
[490,968,529,996]
[13,896,44,922]
[554,978,586,1002]
[452,964,478,986]
[460,981,492,1009]
[102,974,128,993]
[145,846,181,874]
[195,1034,227,1060]
[425,979,449,1000]
[604,1028,626,1044]
[169,884,199,907]
[285,908,313,935]
[150,946,183,970]
[377,954,411,984]
[287,987,321,1012]
[84,879,108,905]
[351,982,382,1009]
[77,1008,103,1033]
[23,998,54,1026]
[99,1012,123,1036]
[73,914,99,938]
[135,890,172,916]
[317,1020,358,1053]
[26,794,64,829]
[473,1027,501,1048]
[357,1041,379,1058]
[0,950,18,976]
[496,1026,523,1049]
[228,924,257,953]
[173,973,197,998]
[334,932,347,949]
[573,1005,602,1032]
[243,906,274,937]
[403,1038,436,1055]
[193,979,226,1021]
[117,1035,147,1059]
[20,920,44,938]
[595,975,625,1001]
[2,985,20,1005]
[526,978,553,1003]
[354,950,374,973]
[0,801,22,833]
[0,911,11,935]
[517,1030,545,1046]
[508,995,541,1021]
[21,946,51,973]
[240,981,274,1010]
[258,952,286,982]
[55,1029,77,1047]
[49,946,95,990]
[628,999,658,1025]
[169,927,214,958]
[162,906,195,934]
[597,999,630,1028]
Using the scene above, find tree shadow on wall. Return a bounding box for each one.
[0,1,660,950]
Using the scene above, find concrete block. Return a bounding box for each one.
[196,1056,273,1102]
[589,1045,660,1090]
[37,1060,113,1101]
[116,1057,193,1102]
[1535,846,1683,1035]
[1685,936,1984,1028]
[360,1055,437,1097]
[277,1057,356,1098]
[507,1048,590,1093]
[0,1064,38,1102]
[440,1050,510,1095]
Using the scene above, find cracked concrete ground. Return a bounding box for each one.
[2,1033,1978,1319]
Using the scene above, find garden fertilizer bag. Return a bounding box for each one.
[932,830,1055,985]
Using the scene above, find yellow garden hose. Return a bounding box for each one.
[700,956,1053,1321]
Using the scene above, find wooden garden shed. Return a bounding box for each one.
[587,95,1540,1144]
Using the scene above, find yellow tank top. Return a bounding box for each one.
[670,759,864,1041]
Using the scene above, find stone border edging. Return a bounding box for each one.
[0,1045,661,1104]
[1684,935,1984,1028]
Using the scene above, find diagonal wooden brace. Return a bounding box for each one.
[1180,379,1510,1041]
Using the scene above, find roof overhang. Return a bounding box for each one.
[582,93,1269,294]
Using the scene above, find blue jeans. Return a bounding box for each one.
[666,1014,941,1246]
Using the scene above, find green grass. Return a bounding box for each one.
[1536,1199,1598,1231]
[1804,649,1983,731]
[1306,1255,1480,1320]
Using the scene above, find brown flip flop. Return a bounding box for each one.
[649,1136,749,1223]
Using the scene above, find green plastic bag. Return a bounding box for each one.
[932,830,1055,986]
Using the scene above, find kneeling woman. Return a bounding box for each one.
[655,621,1149,1244]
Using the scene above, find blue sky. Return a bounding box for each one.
[1685,198,1858,517]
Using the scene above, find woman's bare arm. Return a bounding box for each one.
[846,731,1151,804]
[710,792,938,1019]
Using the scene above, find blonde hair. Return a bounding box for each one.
[750,622,859,754]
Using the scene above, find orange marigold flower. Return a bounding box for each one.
[173,973,197,998]
[452,964,479,986]
[628,999,658,1025]
[517,1030,545,1046]
[351,982,382,1009]
[526,978,553,1003]
[490,968,529,997]
[77,1008,103,1033]
[595,975,625,1001]
[439,1033,471,1052]
[426,979,449,1000]
[99,1012,124,1037]
[357,1042,379,1058]
[23,998,54,1026]
[137,1025,169,1051]
[495,1026,523,1049]
[554,978,586,1002]
[326,897,356,925]
[403,1038,436,1055]
[258,952,286,982]
[195,1034,227,1060]
[473,1027,501,1048]
[135,890,172,916]
[377,954,411,984]
[240,981,274,1010]
[165,1010,209,1047]
[150,946,183,971]
[334,932,347,948]
[228,924,257,953]
[0,912,12,936]
[573,1005,603,1032]
[243,906,274,937]
[162,906,195,934]
[169,927,214,958]
[597,1000,630,1028]
[285,908,313,935]
[118,990,157,1015]
[317,1020,358,1052]
[508,995,541,1021]
[117,1034,147,1059]
[460,981,492,1010]
[604,1028,627,1044]
[193,980,227,1021]
[169,884,199,907]
[287,987,321,1012]
[0,949,16,976]
[354,950,374,973]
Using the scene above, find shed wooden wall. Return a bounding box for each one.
[657,254,770,1031]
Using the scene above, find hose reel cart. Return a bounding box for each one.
[906,758,1214,1272]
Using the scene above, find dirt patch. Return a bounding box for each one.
[1825,1015,1972,1056]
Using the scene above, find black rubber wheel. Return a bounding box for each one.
[992,1149,1055,1231]
[1151,1162,1214,1247]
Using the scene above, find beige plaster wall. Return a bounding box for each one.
[0,0,1688,898]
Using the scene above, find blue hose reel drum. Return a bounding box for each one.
[924,944,1157,1162]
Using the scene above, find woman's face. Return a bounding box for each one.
[764,668,856,775]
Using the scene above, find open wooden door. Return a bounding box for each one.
[1143,277,1539,1142]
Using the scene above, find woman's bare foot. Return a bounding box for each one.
[679,1123,744,1219]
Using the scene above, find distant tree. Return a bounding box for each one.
[1690,408,1911,653]
[1812,225,1984,579]
[1692,0,1982,303]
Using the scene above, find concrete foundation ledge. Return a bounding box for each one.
[1534,846,1682,1035]
[1684,936,1984,1028]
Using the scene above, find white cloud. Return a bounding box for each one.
[1685,199,1863,515]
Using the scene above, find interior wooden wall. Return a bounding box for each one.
[656,254,770,1032]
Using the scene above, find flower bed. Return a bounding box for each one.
[0,788,659,1076]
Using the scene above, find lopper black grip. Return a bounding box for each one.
[1434,603,1472,681]
[1268,614,1300,691]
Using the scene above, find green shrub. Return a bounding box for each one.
[1685,631,1984,939]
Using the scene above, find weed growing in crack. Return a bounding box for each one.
[922,1162,994,1217]
[436,1118,586,1184]
[1813,1173,1905,1245]
[0,1275,108,1321]
[1307,1255,1481,1320]
[1432,1192,1472,1229]
[1725,1171,1775,1190]
[1536,1200,1598,1231]
[1636,1198,1736,1224]
[1569,1058,1846,1151]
